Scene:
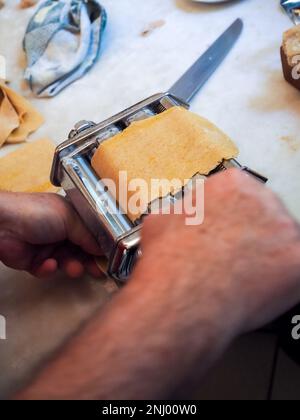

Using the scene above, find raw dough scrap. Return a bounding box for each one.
[0,82,44,147]
[0,138,59,193]
[92,106,238,221]
[19,0,38,8]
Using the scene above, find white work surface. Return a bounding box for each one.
[0,0,300,399]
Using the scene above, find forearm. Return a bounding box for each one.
[15,257,238,400]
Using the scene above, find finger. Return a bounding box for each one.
[31,258,58,278]
[29,243,59,278]
[62,200,104,257]
[62,259,85,279]
[54,244,85,279]
[83,256,106,279]
[62,249,105,279]
[0,235,58,276]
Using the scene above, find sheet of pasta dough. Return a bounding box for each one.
[0,82,44,147]
[92,106,238,221]
[0,138,59,193]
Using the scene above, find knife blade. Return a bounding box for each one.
[169,18,243,104]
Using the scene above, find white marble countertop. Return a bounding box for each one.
[0,0,300,398]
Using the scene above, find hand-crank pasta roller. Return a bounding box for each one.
[51,19,267,282]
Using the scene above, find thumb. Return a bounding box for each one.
[63,200,103,256]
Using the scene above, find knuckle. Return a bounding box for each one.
[224,168,253,188]
[207,168,251,196]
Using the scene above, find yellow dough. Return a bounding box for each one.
[0,82,44,147]
[0,90,19,148]
[92,106,238,221]
[0,138,59,193]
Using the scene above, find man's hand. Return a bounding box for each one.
[139,168,300,335]
[0,192,103,278]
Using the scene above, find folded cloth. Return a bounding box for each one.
[23,0,107,97]
[0,82,44,148]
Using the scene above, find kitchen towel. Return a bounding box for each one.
[23,0,107,97]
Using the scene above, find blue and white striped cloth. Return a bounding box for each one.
[23,0,107,97]
[281,0,300,24]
